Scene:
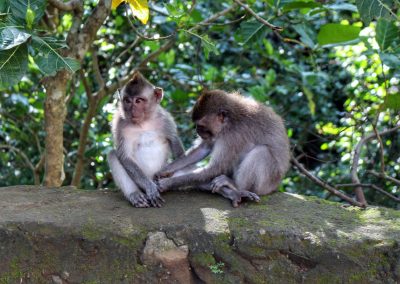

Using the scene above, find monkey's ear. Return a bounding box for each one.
[154,87,164,102]
[218,108,228,122]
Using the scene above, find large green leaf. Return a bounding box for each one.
[238,20,269,45]
[317,24,360,46]
[376,19,399,51]
[9,0,46,26]
[31,36,80,75]
[0,43,28,88]
[355,0,394,25]
[0,26,30,50]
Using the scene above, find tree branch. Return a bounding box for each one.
[232,0,283,31]
[336,183,400,202]
[351,125,400,206]
[291,155,365,207]
[188,5,237,32]
[367,170,400,186]
[48,0,82,12]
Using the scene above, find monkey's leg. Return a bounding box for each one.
[234,145,281,195]
[199,180,260,208]
[108,150,150,208]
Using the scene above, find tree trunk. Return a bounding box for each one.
[43,70,71,186]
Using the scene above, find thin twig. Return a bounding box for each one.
[336,183,399,202]
[351,125,400,205]
[291,155,364,207]
[367,170,400,186]
[232,0,283,31]
[188,5,237,32]
[92,47,106,91]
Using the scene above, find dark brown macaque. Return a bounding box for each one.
[157,90,290,207]
[108,72,184,208]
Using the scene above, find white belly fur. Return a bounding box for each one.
[133,131,169,178]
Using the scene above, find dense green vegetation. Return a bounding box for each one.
[0,0,399,208]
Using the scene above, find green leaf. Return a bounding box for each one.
[238,20,269,45]
[326,3,358,11]
[31,35,80,75]
[302,86,316,116]
[376,19,399,51]
[293,24,315,48]
[383,94,400,110]
[355,0,395,25]
[0,43,28,88]
[183,30,218,59]
[0,27,30,50]
[379,52,400,68]
[9,0,46,26]
[317,24,360,46]
[282,1,321,12]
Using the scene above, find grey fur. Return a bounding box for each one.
[108,72,184,207]
[158,90,290,205]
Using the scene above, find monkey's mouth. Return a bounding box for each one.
[196,126,213,139]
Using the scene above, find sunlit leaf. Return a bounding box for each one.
[355,0,395,25]
[128,0,149,24]
[0,27,30,50]
[112,0,149,24]
[376,19,399,51]
[112,0,125,9]
[0,43,28,88]
[31,35,80,75]
[317,24,360,46]
[302,86,316,116]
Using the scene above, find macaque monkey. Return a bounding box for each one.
[157,90,290,207]
[108,72,184,208]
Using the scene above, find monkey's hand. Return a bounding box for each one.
[155,170,174,180]
[233,191,260,207]
[145,182,165,208]
[211,175,237,193]
[156,178,171,193]
[128,191,150,208]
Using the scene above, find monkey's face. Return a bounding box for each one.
[121,72,163,124]
[195,113,225,140]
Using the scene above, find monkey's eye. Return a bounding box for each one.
[134,98,145,104]
[123,97,131,104]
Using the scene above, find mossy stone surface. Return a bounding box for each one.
[0,186,399,283]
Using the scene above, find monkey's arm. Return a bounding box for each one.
[117,149,164,207]
[168,135,185,159]
[158,166,219,191]
[157,141,212,178]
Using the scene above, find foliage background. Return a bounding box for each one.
[0,0,399,208]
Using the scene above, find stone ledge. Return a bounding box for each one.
[0,186,399,283]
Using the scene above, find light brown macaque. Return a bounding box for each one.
[157,90,290,207]
[108,72,184,208]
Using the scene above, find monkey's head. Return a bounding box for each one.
[120,71,163,124]
[192,90,230,140]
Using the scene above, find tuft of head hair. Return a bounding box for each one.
[192,90,258,121]
[122,71,153,98]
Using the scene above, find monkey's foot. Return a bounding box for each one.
[128,191,150,208]
[211,175,237,193]
[145,184,165,208]
[230,191,261,208]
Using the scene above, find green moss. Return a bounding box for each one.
[192,252,216,267]
[0,258,23,283]
[81,218,103,240]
